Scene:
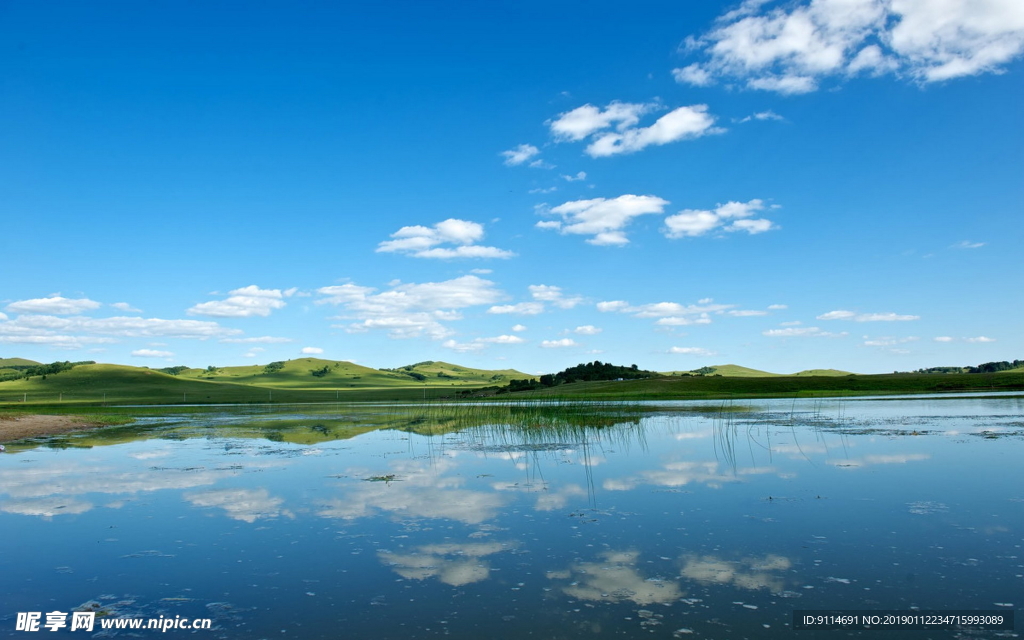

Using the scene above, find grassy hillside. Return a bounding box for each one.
[0,358,533,406]
[662,365,854,377]
[173,358,531,389]
[0,358,41,367]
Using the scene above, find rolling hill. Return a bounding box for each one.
[0,358,533,405]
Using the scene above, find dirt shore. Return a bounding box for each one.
[0,414,107,442]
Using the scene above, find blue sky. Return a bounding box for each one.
[2,0,1021,374]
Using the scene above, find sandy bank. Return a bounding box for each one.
[0,414,107,442]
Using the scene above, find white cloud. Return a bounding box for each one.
[966,336,996,343]
[767,304,788,310]
[672,63,714,86]
[586,105,722,157]
[301,346,324,354]
[529,186,558,194]
[933,336,954,342]
[862,336,919,347]
[111,302,141,313]
[317,275,503,340]
[470,268,492,274]
[0,314,239,349]
[818,310,920,321]
[539,194,670,245]
[561,171,587,182]
[727,309,769,317]
[0,312,6,321]
[377,219,514,259]
[599,298,734,320]
[737,109,785,123]
[487,302,544,315]
[677,0,1024,93]
[953,240,986,249]
[668,346,717,356]
[549,101,653,141]
[574,325,602,335]
[763,326,848,337]
[664,199,776,238]
[442,339,486,353]
[6,296,102,315]
[529,284,584,309]
[220,336,294,344]
[444,334,526,352]
[188,285,293,318]
[541,338,578,348]
[501,143,541,166]
[131,349,174,358]
[511,324,527,332]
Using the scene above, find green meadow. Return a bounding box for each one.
[0,356,1022,409]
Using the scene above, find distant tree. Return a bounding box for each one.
[311,365,330,378]
[263,361,285,374]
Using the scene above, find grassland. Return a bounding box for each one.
[514,370,1024,400]
[0,357,1021,409]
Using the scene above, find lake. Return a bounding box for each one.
[2,394,1021,638]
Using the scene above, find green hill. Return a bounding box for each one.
[0,358,534,405]
[172,358,531,389]
[0,358,41,367]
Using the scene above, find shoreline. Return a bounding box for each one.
[0,414,110,443]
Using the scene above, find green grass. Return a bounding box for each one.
[0,358,42,367]
[1,357,1021,408]
[0,361,520,406]
[173,357,530,389]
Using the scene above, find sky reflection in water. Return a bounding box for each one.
[1,394,1022,638]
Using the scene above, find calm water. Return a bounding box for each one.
[2,394,1022,639]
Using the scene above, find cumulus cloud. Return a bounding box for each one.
[501,143,541,166]
[529,284,584,309]
[818,309,920,321]
[598,298,734,328]
[966,336,996,343]
[376,219,514,259]
[511,324,528,332]
[111,302,142,313]
[301,346,324,354]
[561,171,587,182]
[316,275,504,340]
[588,106,722,157]
[574,325,602,335]
[538,194,669,245]
[443,334,526,353]
[933,336,954,342]
[188,285,294,318]
[676,0,1024,93]
[541,338,577,348]
[548,101,722,157]
[131,349,174,358]
[549,101,653,141]
[664,199,776,238]
[6,296,102,315]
